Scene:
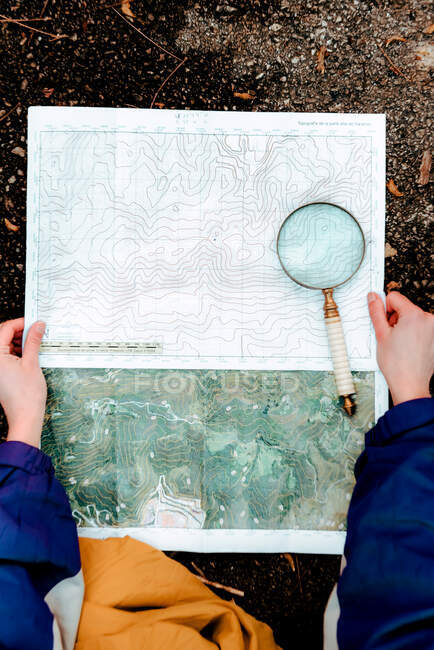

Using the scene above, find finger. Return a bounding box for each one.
[386,291,423,316]
[0,343,14,355]
[23,321,46,365]
[0,317,25,346]
[367,292,390,341]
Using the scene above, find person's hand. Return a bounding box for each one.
[0,317,47,447]
[368,291,434,406]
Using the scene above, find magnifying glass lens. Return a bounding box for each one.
[277,204,365,289]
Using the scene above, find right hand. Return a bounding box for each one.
[367,291,434,406]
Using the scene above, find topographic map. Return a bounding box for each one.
[27,108,385,371]
[26,108,387,552]
[42,368,375,552]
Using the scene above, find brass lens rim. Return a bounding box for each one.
[276,201,366,290]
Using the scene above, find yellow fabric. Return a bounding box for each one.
[76,536,281,650]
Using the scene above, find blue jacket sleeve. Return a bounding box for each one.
[0,440,81,650]
[337,397,434,649]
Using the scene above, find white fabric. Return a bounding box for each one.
[44,569,84,650]
[323,556,346,650]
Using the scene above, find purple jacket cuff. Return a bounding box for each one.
[0,440,53,474]
[365,397,434,447]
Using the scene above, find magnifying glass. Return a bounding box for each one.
[276,202,366,416]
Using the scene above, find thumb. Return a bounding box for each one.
[367,292,389,341]
[386,291,422,316]
[23,321,45,364]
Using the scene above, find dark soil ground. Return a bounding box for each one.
[0,0,432,647]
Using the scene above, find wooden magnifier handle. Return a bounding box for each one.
[322,288,356,416]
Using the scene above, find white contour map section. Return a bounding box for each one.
[25,108,385,373]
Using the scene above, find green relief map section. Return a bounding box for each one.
[41,369,375,531]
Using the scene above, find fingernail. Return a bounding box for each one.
[367,292,377,304]
[36,321,46,335]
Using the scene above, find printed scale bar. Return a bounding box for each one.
[40,341,162,354]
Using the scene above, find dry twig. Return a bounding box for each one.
[377,43,411,82]
[0,103,19,123]
[385,35,406,46]
[190,561,205,578]
[111,7,186,110]
[295,556,303,597]
[0,16,52,22]
[194,574,245,597]
[0,13,68,40]
[150,57,186,108]
[283,553,296,572]
[112,8,182,61]
[28,0,50,44]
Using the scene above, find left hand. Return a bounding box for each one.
[0,318,47,448]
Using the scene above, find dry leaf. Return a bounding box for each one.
[11,146,25,157]
[385,243,398,258]
[386,280,401,293]
[385,35,406,46]
[233,90,256,100]
[42,88,54,98]
[4,217,19,232]
[316,45,328,74]
[423,23,434,34]
[417,149,432,185]
[386,179,404,196]
[4,197,14,211]
[121,0,135,18]
[283,553,296,572]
